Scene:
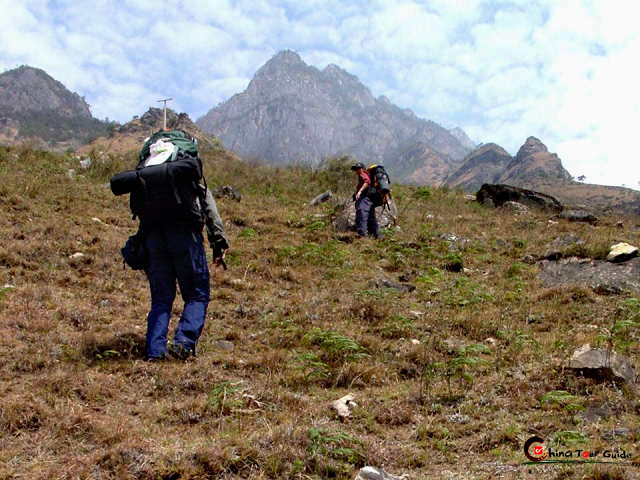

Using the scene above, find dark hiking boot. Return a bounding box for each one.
[144,355,165,362]
[168,343,194,360]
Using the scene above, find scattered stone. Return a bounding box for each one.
[213,185,242,202]
[569,344,636,384]
[464,194,476,202]
[440,233,471,252]
[580,405,611,423]
[447,413,470,424]
[372,278,416,293]
[409,311,424,317]
[484,337,497,347]
[213,340,235,352]
[539,257,640,294]
[617,221,624,229]
[476,184,563,212]
[607,242,638,263]
[443,338,467,354]
[66,169,76,179]
[522,254,536,265]
[309,190,332,206]
[79,158,92,169]
[354,466,408,480]
[601,428,633,441]
[332,198,397,232]
[91,217,104,224]
[332,394,357,419]
[69,252,85,260]
[548,220,558,225]
[559,210,598,224]
[1,284,15,290]
[542,234,585,260]
[410,339,421,345]
[500,201,529,215]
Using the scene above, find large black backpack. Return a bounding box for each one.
[110,130,205,228]
[367,164,392,207]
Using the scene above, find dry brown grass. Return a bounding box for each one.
[1,145,640,479]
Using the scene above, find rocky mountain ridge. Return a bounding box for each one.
[197,50,471,184]
[0,65,111,148]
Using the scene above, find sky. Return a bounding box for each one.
[2,0,639,187]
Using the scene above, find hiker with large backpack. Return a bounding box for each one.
[351,161,380,239]
[110,129,229,361]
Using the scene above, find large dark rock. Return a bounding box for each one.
[539,257,640,294]
[476,184,563,212]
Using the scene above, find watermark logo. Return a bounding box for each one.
[523,436,548,462]
[522,436,635,466]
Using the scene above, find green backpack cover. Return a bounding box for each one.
[137,129,199,167]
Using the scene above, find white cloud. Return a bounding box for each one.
[1,0,640,186]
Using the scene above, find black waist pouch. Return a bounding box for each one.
[121,230,147,270]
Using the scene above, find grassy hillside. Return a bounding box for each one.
[1,146,639,479]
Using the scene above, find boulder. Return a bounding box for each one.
[538,257,640,294]
[332,199,397,232]
[439,233,471,252]
[559,210,598,224]
[371,278,416,293]
[569,344,636,384]
[476,184,562,212]
[309,190,332,206]
[213,185,242,202]
[355,466,407,480]
[607,242,639,263]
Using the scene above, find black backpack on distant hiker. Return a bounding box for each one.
[110,130,207,268]
[367,164,392,208]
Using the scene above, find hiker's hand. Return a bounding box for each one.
[355,192,361,201]
[214,249,227,268]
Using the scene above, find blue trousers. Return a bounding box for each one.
[355,196,379,238]
[143,226,210,358]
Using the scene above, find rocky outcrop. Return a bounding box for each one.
[476,184,563,212]
[539,257,640,294]
[558,210,598,224]
[570,344,636,384]
[607,243,639,263]
[80,108,218,155]
[197,50,471,183]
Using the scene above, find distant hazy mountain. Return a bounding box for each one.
[448,127,476,150]
[0,65,111,148]
[197,50,472,184]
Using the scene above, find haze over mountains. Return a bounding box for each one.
[196,50,472,184]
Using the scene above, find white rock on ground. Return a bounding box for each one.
[355,466,408,480]
[606,242,639,263]
[331,394,357,419]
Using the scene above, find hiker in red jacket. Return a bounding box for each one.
[351,162,379,238]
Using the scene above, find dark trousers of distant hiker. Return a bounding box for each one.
[143,225,210,358]
[355,195,379,238]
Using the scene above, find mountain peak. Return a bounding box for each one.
[267,50,304,66]
[197,51,472,180]
[515,136,548,161]
[0,64,91,118]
